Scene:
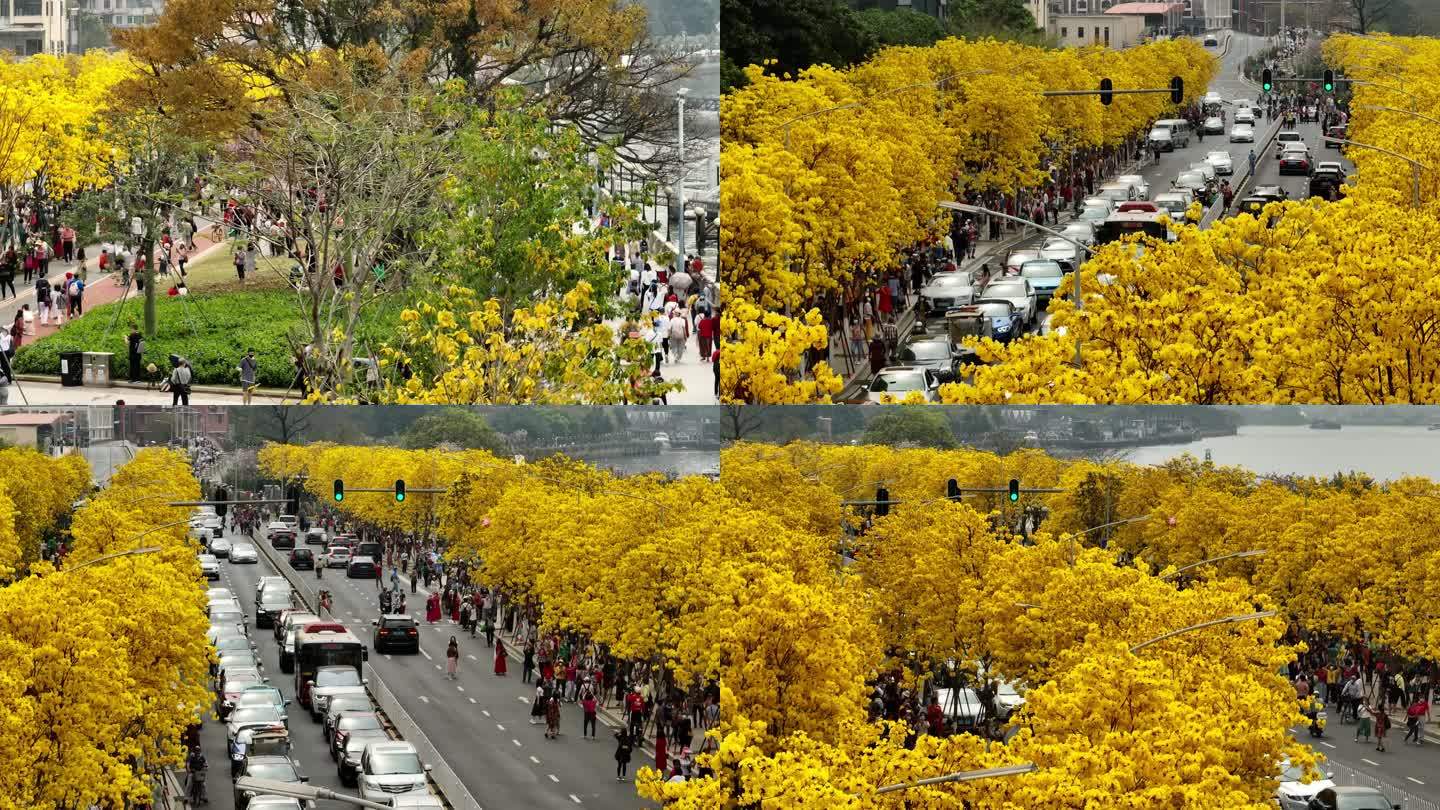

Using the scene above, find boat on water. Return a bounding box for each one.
[1308,420,1342,430]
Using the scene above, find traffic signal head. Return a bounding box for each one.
[1099,77,1114,106]
[1262,69,1273,93]
[214,486,228,518]
[875,487,890,517]
[395,479,406,502]
[1009,479,1020,502]
[1169,76,1184,105]
[286,485,301,516]
[1323,69,1334,93]
[333,479,344,502]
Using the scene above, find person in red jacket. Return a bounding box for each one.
[697,313,717,361]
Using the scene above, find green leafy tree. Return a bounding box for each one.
[400,409,505,452]
[721,0,875,91]
[862,409,957,449]
[948,0,1041,39]
[854,8,948,48]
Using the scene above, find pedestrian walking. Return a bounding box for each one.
[614,730,633,782]
[1404,695,1429,744]
[60,225,75,263]
[530,684,547,725]
[35,275,51,325]
[237,348,258,404]
[127,325,145,382]
[494,638,508,676]
[0,248,15,299]
[169,360,193,406]
[1371,704,1390,752]
[667,308,689,363]
[523,642,536,683]
[545,694,561,739]
[67,275,83,317]
[581,689,598,739]
[446,636,459,680]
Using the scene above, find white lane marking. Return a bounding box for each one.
[482,710,491,717]
[529,755,540,764]
[1320,742,1336,749]
[1409,777,1425,785]
[548,774,559,783]
[419,696,430,704]
[457,686,464,692]
[384,655,392,661]
[469,698,477,704]
[512,738,522,747]
[518,696,529,704]
[569,794,581,804]
[1362,758,1380,767]
[497,724,505,731]
[467,654,477,661]
[435,664,442,671]
[419,648,432,660]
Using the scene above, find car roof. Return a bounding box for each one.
[350,555,375,564]
[367,741,417,754]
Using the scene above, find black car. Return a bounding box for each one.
[288,548,315,570]
[346,556,378,579]
[1306,786,1400,810]
[1309,170,1345,201]
[356,541,382,561]
[271,530,296,550]
[233,755,308,809]
[372,614,420,653]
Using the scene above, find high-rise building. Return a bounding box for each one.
[0,0,67,56]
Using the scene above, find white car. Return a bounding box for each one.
[358,741,432,800]
[1229,123,1254,143]
[1202,115,1225,134]
[1076,199,1112,224]
[1275,758,1336,810]
[1152,192,1192,219]
[1114,174,1150,200]
[866,366,942,403]
[1004,249,1041,276]
[1274,131,1304,158]
[1187,161,1216,183]
[1204,150,1234,175]
[982,277,1037,327]
[1234,106,1255,124]
[1316,161,1344,175]
[1203,91,1223,105]
[207,587,234,602]
[198,553,220,580]
[1173,170,1208,196]
[209,536,232,558]
[1096,182,1136,204]
[918,272,977,312]
[229,542,258,563]
[1058,221,1096,246]
[325,546,354,569]
[1040,236,1082,270]
[1019,260,1064,301]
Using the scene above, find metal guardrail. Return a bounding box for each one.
[1324,758,1440,810]
[249,532,480,810]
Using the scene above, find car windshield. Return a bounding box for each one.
[1207,152,1228,161]
[247,761,300,782]
[198,555,217,564]
[1042,238,1073,251]
[1080,206,1107,218]
[230,706,282,724]
[1021,261,1062,279]
[330,697,371,717]
[928,276,971,289]
[870,371,927,392]
[1336,794,1393,810]
[317,668,362,687]
[1177,173,1204,185]
[346,732,387,754]
[211,610,243,623]
[239,688,283,705]
[987,281,1026,296]
[384,619,416,630]
[216,637,250,651]
[340,714,382,731]
[900,341,950,361]
[292,549,312,557]
[369,751,423,775]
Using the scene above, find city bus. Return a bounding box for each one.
[293,623,366,710]
[1093,211,1175,245]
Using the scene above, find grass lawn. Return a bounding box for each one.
[180,240,294,293]
[14,288,401,388]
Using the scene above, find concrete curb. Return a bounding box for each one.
[247,532,476,810]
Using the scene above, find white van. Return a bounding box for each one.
[1158,118,1192,148]
[1148,123,1175,152]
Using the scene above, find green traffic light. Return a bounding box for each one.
[396,492,405,502]
[334,492,343,502]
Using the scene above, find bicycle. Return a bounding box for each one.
[187,754,208,804]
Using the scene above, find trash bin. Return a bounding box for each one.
[59,351,84,387]
[82,352,113,386]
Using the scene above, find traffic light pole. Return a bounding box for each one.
[335,488,446,493]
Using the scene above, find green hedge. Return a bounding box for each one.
[14,290,396,388]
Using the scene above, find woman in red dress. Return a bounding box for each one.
[494,639,508,676]
[426,593,441,623]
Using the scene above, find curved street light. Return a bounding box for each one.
[1129,610,1276,653]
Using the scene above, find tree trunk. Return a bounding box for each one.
[142,236,157,337]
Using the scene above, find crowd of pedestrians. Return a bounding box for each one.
[1286,631,1434,753]
[290,506,722,785]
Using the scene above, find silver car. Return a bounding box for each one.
[1076,199,1112,224]
[895,334,955,372]
[1204,150,1233,176]
[866,366,942,403]
[1275,759,1336,810]
[1229,123,1254,143]
[982,277,1037,327]
[1058,221,1096,247]
[209,535,232,557]
[918,272,976,312]
[1040,237,1081,270]
[1114,174,1150,200]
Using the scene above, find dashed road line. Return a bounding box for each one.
[518,696,529,704]
[569,794,581,804]
[512,738,522,747]
[482,710,491,717]
[529,755,540,764]
[1362,758,1380,767]
[419,648,432,660]
[497,724,505,731]
[1320,742,1335,749]
[1408,777,1425,786]
[467,654,478,661]
[469,698,477,704]
[548,774,559,783]
[457,686,464,692]
[418,695,430,704]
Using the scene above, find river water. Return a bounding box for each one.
[1109,425,1440,481]
[582,449,719,478]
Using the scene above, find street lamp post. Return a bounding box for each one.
[1129,610,1277,653]
[1325,136,1432,208]
[1160,549,1268,580]
[676,88,688,264]
[233,777,398,810]
[865,763,1038,797]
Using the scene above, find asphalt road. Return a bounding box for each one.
[198,531,386,810]
[1297,713,1440,806]
[227,524,651,809]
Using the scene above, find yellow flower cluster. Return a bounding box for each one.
[0,448,210,808]
[720,37,1217,402]
[667,443,1333,808]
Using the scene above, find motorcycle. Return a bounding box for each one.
[1306,701,1328,738]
